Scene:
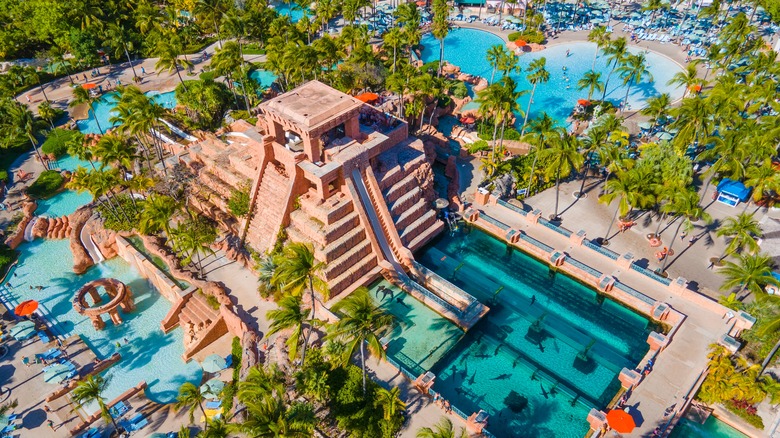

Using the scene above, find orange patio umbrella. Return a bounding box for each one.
[461,116,476,124]
[355,92,379,103]
[14,300,39,317]
[689,84,702,92]
[606,409,636,434]
[515,40,528,47]
[577,99,591,106]
[82,83,98,90]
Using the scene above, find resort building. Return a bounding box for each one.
[180,81,453,298]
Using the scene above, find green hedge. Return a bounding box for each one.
[0,170,8,183]
[0,243,17,276]
[41,129,82,158]
[26,170,64,199]
[507,30,546,44]
[724,401,765,429]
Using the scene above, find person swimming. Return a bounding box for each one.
[566,49,571,57]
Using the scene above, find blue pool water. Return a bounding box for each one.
[2,162,202,405]
[367,279,463,376]
[420,28,685,122]
[271,2,311,22]
[3,240,202,404]
[36,190,93,217]
[413,227,654,437]
[671,417,748,438]
[36,155,94,216]
[249,69,278,88]
[76,91,177,135]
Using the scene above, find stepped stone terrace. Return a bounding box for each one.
[169,80,484,327]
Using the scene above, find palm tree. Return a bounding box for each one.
[540,132,584,221]
[486,44,508,85]
[329,287,393,395]
[577,71,605,102]
[715,213,762,264]
[7,102,45,167]
[670,96,714,155]
[155,40,193,91]
[668,64,703,99]
[641,93,671,130]
[37,101,59,129]
[271,242,328,365]
[598,169,651,244]
[375,386,406,421]
[266,295,321,362]
[475,82,506,157]
[617,52,652,111]
[431,0,449,77]
[94,134,136,175]
[720,253,777,299]
[520,57,550,136]
[523,113,558,196]
[587,26,611,70]
[256,255,279,299]
[195,0,227,49]
[659,189,712,274]
[383,28,405,74]
[176,382,209,430]
[744,160,780,210]
[600,37,628,102]
[416,418,467,438]
[210,41,247,109]
[70,86,103,134]
[72,375,120,432]
[139,194,180,237]
[170,216,217,278]
[197,417,231,437]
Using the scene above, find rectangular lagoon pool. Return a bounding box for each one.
[411,227,655,437]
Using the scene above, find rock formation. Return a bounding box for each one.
[4,201,37,249]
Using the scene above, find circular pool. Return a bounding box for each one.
[420,28,685,123]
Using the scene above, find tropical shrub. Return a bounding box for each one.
[725,399,765,429]
[452,81,469,99]
[0,243,17,275]
[41,129,82,158]
[228,183,251,218]
[174,79,233,130]
[507,30,545,44]
[26,170,64,199]
[95,194,141,232]
[0,170,8,183]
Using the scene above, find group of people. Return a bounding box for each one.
[432,392,452,413]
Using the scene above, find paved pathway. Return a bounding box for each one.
[472,193,734,437]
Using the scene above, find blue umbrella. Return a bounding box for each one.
[201,354,227,373]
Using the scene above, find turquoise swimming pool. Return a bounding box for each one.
[76,91,177,135]
[413,227,654,437]
[271,2,311,22]
[367,279,463,376]
[249,69,278,89]
[3,240,202,404]
[671,417,748,438]
[36,155,94,217]
[1,160,202,405]
[420,28,685,122]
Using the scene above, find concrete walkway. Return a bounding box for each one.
[471,196,734,437]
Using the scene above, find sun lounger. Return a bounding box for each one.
[110,401,130,418]
[79,427,100,438]
[37,331,51,343]
[205,400,221,410]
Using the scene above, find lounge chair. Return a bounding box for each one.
[110,401,130,418]
[205,400,221,410]
[37,331,51,343]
